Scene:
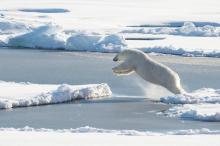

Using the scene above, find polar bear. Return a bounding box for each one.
[112,49,185,94]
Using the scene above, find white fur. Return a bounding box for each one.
[112,49,185,94]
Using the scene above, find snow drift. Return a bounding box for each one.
[66,33,126,52]
[0,81,112,109]
[8,24,66,49]
[160,88,220,122]
[0,18,32,35]
[8,24,127,52]
[0,127,219,146]
[1,126,220,136]
[122,22,220,37]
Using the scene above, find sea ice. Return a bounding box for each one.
[122,22,220,37]
[8,24,127,51]
[160,88,220,121]
[8,24,66,49]
[0,81,112,109]
[163,104,220,122]
[0,18,31,35]
[160,88,220,104]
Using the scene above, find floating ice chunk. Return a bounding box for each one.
[178,22,220,36]
[160,88,220,104]
[0,81,112,109]
[163,104,220,122]
[160,88,220,122]
[8,24,66,49]
[19,8,70,13]
[178,22,198,35]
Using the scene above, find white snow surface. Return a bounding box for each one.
[7,24,127,51]
[1,126,220,136]
[0,126,220,146]
[0,0,220,56]
[8,24,67,49]
[160,88,220,122]
[0,81,112,109]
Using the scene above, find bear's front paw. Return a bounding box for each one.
[112,67,133,76]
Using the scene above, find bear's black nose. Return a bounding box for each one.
[113,56,118,61]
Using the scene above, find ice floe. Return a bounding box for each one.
[160,88,220,104]
[163,104,220,122]
[7,24,127,51]
[66,33,127,52]
[122,22,220,37]
[8,24,66,49]
[160,88,220,122]
[0,81,112,109]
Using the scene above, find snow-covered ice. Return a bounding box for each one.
[0,81,112,109]
[8,24,66,49]
[1,126,220,136]
[160,88,220,104]
[139,46,220,57]
[0,18,32,35]
[66,33,127,52]
[122,22,220,37]
[163,104,220,122]
[0,0,219,56]
[0,126,220,146]
[0,0,220,144]
[7,23,127,51]
[160,88,220,122]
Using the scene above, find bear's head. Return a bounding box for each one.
[112,49,145,75]
[113,49,135,62]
